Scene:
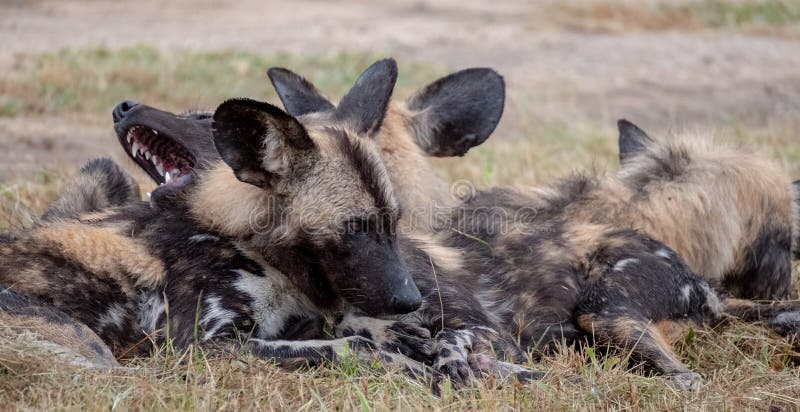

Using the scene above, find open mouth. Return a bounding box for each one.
[117,126,196,186]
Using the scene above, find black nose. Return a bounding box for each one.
[113,99,139,123]
[388,286,423,314]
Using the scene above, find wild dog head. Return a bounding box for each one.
[615,119,795,299]
[268,65,506,222]
[200,59,421,316]
[113,100,218,186]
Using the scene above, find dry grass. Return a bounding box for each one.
[536,0,800,36]
[2,45,800,410]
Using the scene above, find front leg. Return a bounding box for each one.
[433,327,545,386]
[335,312,435,362]
[209,336,441,385]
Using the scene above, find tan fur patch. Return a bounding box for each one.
[189,163,272,237]
[406,232,463,272]
[654,319,693,345]
[30,224,165,289]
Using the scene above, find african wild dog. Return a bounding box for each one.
[380,119,800,390]
[614,120,796,301]
[0,58,525,386]
[0,59,447,381]
[107,61,532,384]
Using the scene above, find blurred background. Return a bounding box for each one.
[1,0,799,229]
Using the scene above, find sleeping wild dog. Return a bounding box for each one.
[1,59,521,384]
[386,119,800,390]
[614,120,796,302]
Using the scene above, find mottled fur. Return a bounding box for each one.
[614,120,795,300]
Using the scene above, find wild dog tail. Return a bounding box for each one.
[723,298,800,341]
[41,157,140,222]
[0,286,123,370]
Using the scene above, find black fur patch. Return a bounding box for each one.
[725,224,792,300]
[617,119,654,164]
[267,68,335,116]
[334,58,397,137]
[212,98,316,189]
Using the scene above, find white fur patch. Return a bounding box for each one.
[199,295,237,341]
[655,248,672,259]
[189,234,219,243]
[681,285,693,302]
[232,265,318,340]
[138,293,165,334]
[96,304,127,331]
[699,283,724,316]
[613,258,639,272]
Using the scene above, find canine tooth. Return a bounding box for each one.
[131,142,139,157]
[126,131,132,143]
[152,129,159,135]
[156,163,164,176]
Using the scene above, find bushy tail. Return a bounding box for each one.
[723,298,800,341]
[40,158,140,222]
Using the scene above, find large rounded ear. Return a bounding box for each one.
[618,119,654,164]
[334,58,398,137]
[267,68,335,116]
[213,98,317,190]
[405,68,505,157]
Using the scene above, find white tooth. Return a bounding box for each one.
[156,163,164,176]
[165,171,172,182]
[131,142,138,157]
[146,192,151,198]
[126,131,132,143]
[152,129,159,135]
[144,151,151,160]
[152,154,158,164]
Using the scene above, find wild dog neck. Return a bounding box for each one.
[186,161,284,238]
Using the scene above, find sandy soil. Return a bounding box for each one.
[0,0,799,179]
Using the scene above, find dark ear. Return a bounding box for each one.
[213,98,316,189]
[334,58,398,136]
[267,68,335,116]
[405,68,505,157]
[618,119,654,164]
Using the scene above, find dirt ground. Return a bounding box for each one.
[1,0,799,180]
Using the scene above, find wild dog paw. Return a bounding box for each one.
[668,371,703,391]
[432,329,476,386]
[467,353,545,383]
[335,315,434,362]
[768,311,800,342]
